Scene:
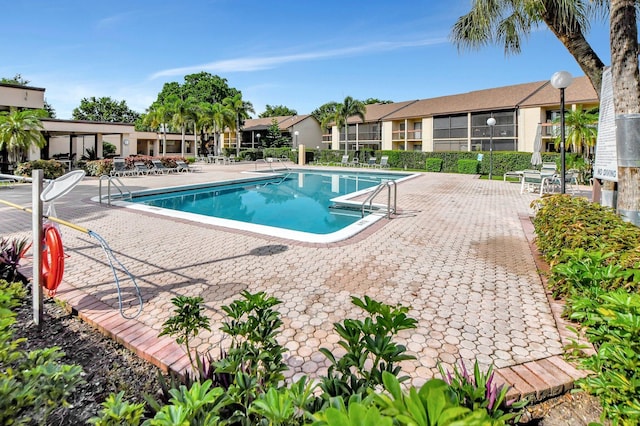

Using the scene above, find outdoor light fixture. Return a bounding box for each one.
[256,133,261,149]
[487,117,496,180]
[294,130,299,148]
[550,71,573,194]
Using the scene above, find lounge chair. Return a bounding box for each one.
[134,162,153,175]
[334,155,349,166]
[365,157,377,167]
[151,159,177,174]
[176,160,202,173]
[374,156,389,168]
[110,158,135,177]
[348,157,360,167]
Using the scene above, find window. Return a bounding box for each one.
[433,140,467,152]
[470,110,517,151]
[433,114,467,139]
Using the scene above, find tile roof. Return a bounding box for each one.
[378,76,598,120]
[242,115,315,131]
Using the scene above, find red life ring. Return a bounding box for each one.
[42,224,64,295]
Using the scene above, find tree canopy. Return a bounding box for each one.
[258,104,298,118]
[1,74,30,86]
[363,98,393,105]
[154,72,240,107]
[72,96,140,123]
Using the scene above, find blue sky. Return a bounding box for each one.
[2,1,611,120]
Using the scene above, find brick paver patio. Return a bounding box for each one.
[0,162,592,401]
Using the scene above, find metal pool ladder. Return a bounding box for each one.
[255,157,290,172]
[99,175,132,205]
[361,180,397,218]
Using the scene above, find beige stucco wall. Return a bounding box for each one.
[422,118,434,152]
[292,118,322,149]
[381,121,393,150]
[0,85,45,110]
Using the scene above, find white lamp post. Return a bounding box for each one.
[550,71,573,194]
[294,130,299,148]
[256,133,261,149]
[487,117,496,180]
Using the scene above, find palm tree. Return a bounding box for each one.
[223,94,255,156]
[167,96,191,158]
[554,108,598,157]
[201,103,234,156]
[450,0,606,94]
[0,108,47,164]
[333,97,366,155]
[187,101,205,157]
[143,104,171,156]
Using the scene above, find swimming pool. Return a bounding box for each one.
[121,169,414,243]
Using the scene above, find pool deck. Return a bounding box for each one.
[0,161,593,403]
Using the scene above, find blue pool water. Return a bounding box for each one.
[130,170,409,235]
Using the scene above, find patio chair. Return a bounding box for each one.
[151,159,177,174]
[348,157,360,167]
[110,158,135,177]
[176,160,202,173]
[374,156,389,168]
[365,157,377,167]
[133,162,153,175]
[520,170,548,195]
[334,155,349,166]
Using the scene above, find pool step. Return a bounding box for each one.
[329,204,370,218]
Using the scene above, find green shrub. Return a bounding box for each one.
[83,159,113,176]
[532,195,640,273]
[425,157,443,172]
[14,159,66,179]
[569,290,640,425]
[457,159,479,174]
[533,194,640,425]
[0,280,84,425]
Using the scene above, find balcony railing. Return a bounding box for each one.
[392,129,422,140]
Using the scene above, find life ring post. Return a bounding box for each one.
[32,169,44,326]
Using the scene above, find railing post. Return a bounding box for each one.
[32,169,43,326]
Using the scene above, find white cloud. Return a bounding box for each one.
[150,37,447,79]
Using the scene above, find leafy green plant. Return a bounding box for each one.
[212,291,288,424]
[569,289,640,425]
[372,372,492,425]
[312,397,394,426]
[88,391,145,426]
[549,249,636,298]
[319,296,417,402]
[159,296,211,369]
[0,280,84,425]
[144,380,227,426]
[249,376,316,425]
[438,360,527,422]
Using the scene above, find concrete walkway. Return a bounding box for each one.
[0,162,591,402]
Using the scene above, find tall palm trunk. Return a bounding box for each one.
[611,0,640,224]
[236,115,240,157]
[181,126,186,158]
[539,0,605,94]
